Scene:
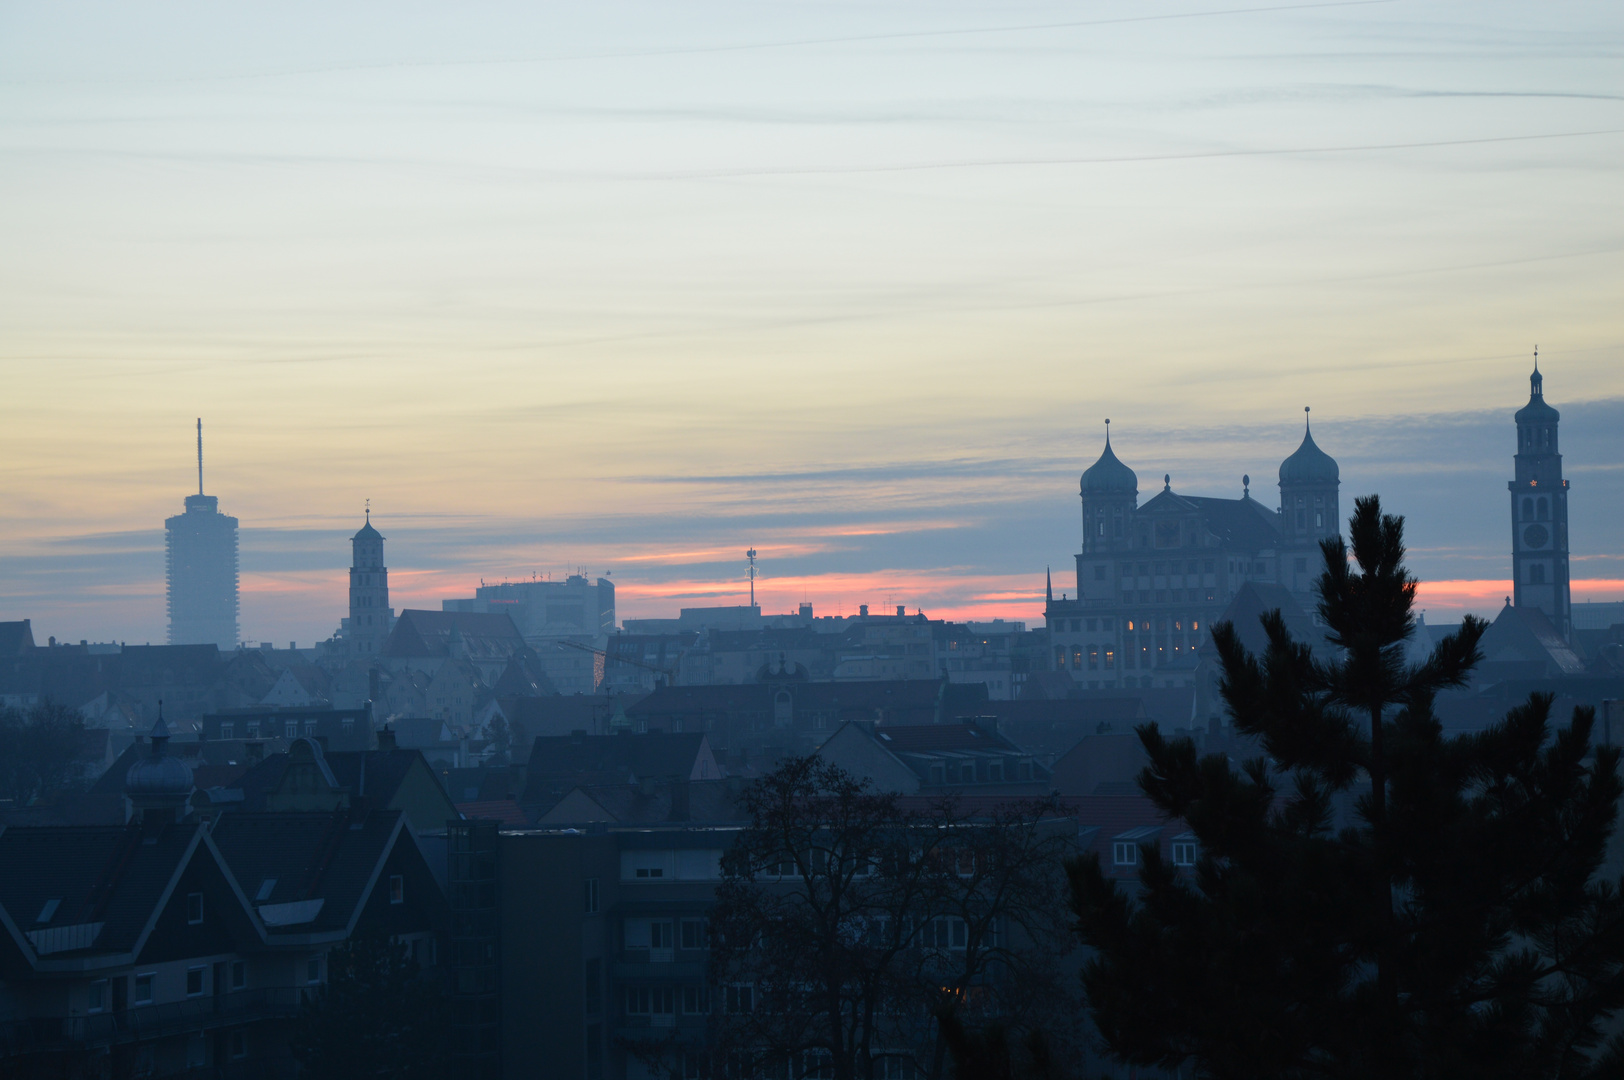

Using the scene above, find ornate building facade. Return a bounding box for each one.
[1045,414,1340,689]
[1509,362,1572,639]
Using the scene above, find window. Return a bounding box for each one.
[724,984,754,1014]
[186,966,205,996]
[230,1030,248,1059]
[635,866,663,879]
[584,878,600,914]
[231,961,246,990]
[134,973,155,1005]
[88,980,107,1013]
[682,985,710,1014]
[306,957,321,984]
[1104,647,1115,668]
[220,722,234,739]
[681,918,709,950]
[1172,840,1198,867]
[1112,842,1139,867]
[389,875,404,904]
[924,917,968,949]
[187,892,204,924]
[245,721,258,739]
[1530,563,1546,584]
[187,1034,207,1068]
[626,986,676,1017]
[285,722,297,739]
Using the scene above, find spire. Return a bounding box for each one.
[1046,566,1053,603]
[1164,473,1171,493]
[1530,345,1544,398]
[1304,405,1311,435]
[1104,418,1111,447]
[1243,474,1251,499]
[149,700,171,755]
[196,418,204,496]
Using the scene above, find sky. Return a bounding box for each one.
[1,0,1621,647]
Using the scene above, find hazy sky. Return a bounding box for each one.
[2,0,1620,647]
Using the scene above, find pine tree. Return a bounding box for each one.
[1068,495,1624,1079]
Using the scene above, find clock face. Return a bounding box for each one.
[1523,523,1549,549]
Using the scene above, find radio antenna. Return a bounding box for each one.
[196,418,204,495]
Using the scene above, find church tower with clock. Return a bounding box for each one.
[1509,356,1572,640]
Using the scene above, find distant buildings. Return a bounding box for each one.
[164,421,238,649]
[442,575,615,694]
[1044,413,1341,690]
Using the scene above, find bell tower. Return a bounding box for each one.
[348,505,393,656]
[1508,353,1571,640]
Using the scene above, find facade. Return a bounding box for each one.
[1045,417,1340,690]
[343,511,394,657]
[165,495,239,650]
[1509,363,1573,641]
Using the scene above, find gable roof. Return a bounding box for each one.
[1478,604,1586,678]
[520,732,714,805]
[383,610,524,661]
[1213,581,1330,657]
[208,809,408,935]
[0,821,208,962]
[1181,495,1284,550]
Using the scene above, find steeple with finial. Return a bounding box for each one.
[1278,404,1341,548]
[347,502,392,656]
[1509,347,1571,639]
[1079,418,1138,556]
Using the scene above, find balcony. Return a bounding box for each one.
[0,987,307,1055]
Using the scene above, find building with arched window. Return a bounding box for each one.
[1508,363,1572,640]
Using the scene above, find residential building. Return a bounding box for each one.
[812,720,1051,794]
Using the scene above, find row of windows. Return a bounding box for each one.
[217,719,354,740]
[1112,839,1198,868]
[1520,495,1553,521]
[85,955,314,1011]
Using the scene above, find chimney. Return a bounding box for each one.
[859,605,869,618]
[896,605,905,617]
[377,726,396,752]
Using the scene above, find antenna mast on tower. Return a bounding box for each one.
[196,418,204,495]
[747,549,758,609]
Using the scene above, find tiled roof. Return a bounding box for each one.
[872,723,1019,754]
[209,809,403,932]
[0,822,201,953]
[454,800,529,827]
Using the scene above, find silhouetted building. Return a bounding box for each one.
[342,509,394,657]
[1045,414,1340,690]
[165,422,238,648]
[1510,361,1573,640]
[443,575,614,693]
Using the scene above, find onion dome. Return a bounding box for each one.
[1279,408,1339,485]
[1080,421,1139,495]
[1515,363,1559,425]
[352,507,383,542]
[125,709,194,797]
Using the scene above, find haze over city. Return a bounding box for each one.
[2,0,1620,646]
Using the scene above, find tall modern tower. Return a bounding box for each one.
[165,420,239,647]
[1509,359,1572,640]
[346,508,392,656]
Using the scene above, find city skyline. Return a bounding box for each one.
[2,1,1621,644]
